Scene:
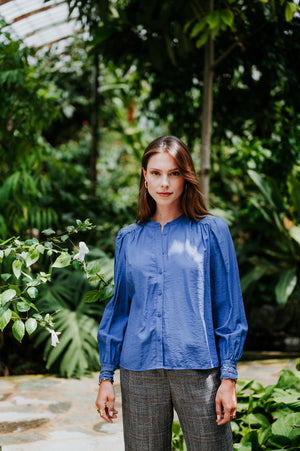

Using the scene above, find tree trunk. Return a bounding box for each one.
[90,51,99,197]
[200,0,214,207]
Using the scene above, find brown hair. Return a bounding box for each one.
[136,136,210,224]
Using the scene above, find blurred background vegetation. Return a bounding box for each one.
[0,0,299,378]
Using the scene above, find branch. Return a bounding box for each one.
[211,37,244,70]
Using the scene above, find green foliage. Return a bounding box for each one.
[0,218,116,378]
[0,219,95,342]
[233,369,300,450]
[33,268,110,378]
[241,169,300,306]
[172,421,187,451]
[186,2,238,48]
[0,28,59,149]
[209,136,300,344]
[171,368,300,451]
[68,0,300,155]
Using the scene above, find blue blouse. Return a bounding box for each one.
[98,215,247,381]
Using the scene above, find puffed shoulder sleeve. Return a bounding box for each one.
[210,217,248,380]
[97,228,131,381]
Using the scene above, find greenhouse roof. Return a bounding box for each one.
[0,0,87,52]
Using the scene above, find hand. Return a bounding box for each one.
[95,380,118,423]
[215,378,237,426]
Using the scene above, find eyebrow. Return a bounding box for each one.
[149,167,180,171]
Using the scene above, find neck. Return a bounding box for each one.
[151,206,183,229]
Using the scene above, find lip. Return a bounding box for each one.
[157,192,172,197]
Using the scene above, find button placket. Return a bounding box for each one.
[157,226,167,360]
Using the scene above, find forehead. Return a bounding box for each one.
[147,152,178,169]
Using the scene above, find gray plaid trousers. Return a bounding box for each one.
[120,367,233,451]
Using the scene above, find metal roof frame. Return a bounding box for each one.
[0,0,86,51]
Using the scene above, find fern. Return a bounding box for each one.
[34,268,108,378]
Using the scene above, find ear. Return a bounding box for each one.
[142,167,147,180]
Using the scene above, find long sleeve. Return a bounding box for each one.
[97,228,131,381]
[210,218,248,380]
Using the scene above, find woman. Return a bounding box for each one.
[95,136,247,451]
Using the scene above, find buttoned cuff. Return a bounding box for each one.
[99,365,115,383]
[220,360,238,380]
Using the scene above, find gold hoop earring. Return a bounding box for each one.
[144,180,148,189]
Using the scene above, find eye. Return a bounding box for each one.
[151,171,160,176]
[171,171,180,176]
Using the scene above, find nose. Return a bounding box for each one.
[161,174,169,187]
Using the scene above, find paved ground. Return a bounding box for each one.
[0,357,298,451]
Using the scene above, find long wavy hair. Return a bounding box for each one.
[136,136,210,224]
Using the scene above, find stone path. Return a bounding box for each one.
[0,357,298,451]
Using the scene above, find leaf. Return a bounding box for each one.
[20,296,39,312]
[1,273,12,282]
[52,253,71,268]
[25,318,37,335]
[190,19,207,38]
[83,290,102,303]
[206,11,220,28]
[241,265,267,292]
[27,286,39,299]
[37,244,45,254]
[221,9,234,28]
[276,369,300,391]
[248,170,275,208]
[275,269,297,305]
[24,238,38,246]
[12,320,25,342]
[289,226,300,245]
[0,308,12,331]
[272,413,300,439]
[245,413,270,428]
[26,248,40,267]
[4,247,12,257]
[272,388,300,406]
[17,301,30,312]
[285,2,297,22]
[12,259,23,279]
[233,445,252,451]
[241,430,259,447]
[42,228,56,235]
[1,288,17,305]
[100,285,114,301]
[60,234,69,242]
[258,425,272,446]
[86,260,102,276]
[196,31,210,48]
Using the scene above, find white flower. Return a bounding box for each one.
[50,329,60,347]
[73,241,89,262]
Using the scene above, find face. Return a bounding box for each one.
[143,152,185,211]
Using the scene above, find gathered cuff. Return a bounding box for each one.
[220,360,238,380]
[99,364,115,382]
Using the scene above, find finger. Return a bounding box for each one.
[107,399,117,418]
[217,411,233,426]
[215,398,223,424]
[97,404,113,423]
[215,397,222,418]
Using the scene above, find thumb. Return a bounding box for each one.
[108,398,118,416]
